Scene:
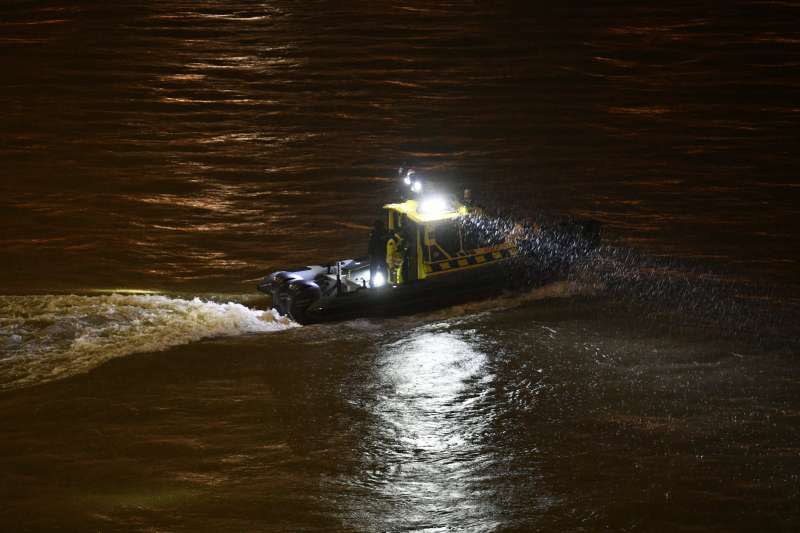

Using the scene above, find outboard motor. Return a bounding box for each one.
[258,270,321,324]
[258,271,298,316]
[285,280,321,324]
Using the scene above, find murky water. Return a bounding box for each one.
[1,1,799,531]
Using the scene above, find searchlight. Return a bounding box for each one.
[419,195,449,215]
[400,168,423,195]
[373,271,386,287]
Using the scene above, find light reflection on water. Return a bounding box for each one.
[352,325,502,531]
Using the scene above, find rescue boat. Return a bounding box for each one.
[257,175,599,324]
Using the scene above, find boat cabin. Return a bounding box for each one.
[381,197,515,285]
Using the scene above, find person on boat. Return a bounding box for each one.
[397,223,412,283]
[368,219,390,287]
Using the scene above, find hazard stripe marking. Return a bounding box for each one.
[425,246,515,274]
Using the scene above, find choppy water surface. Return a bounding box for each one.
[1,1,800,531]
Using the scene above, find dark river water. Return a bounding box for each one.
[2,1,800,531]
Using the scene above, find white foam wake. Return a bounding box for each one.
[0,294,296,390]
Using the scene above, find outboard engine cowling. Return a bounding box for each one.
[258,271,301,316]
[285,280,321,324]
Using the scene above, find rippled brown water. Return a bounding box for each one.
[1,1,799,531]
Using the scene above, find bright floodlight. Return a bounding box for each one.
[419,195,448,215]
[411,180,422,193]
[373,271,386,287]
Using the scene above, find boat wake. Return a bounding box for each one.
[0,294,296,391]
